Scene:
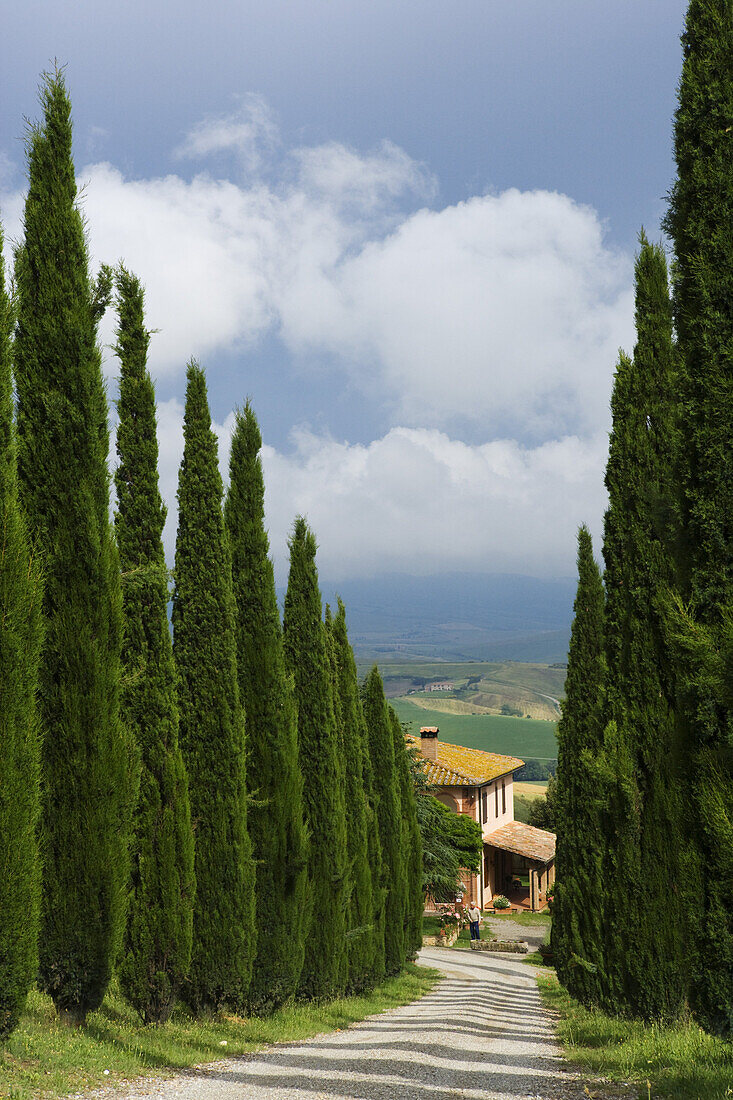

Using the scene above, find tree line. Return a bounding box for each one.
[552,0,733,1036]
[0,70,423,1040]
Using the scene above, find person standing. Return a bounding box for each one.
[466,902,481,941]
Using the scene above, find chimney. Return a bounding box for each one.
[420,726,439,763]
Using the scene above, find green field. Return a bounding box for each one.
[391,697,558,761]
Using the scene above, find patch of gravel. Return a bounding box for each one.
[85,946,622,1100]
[479,916,550,952]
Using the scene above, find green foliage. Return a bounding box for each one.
[327,601,378,992]
[551,527,605,1007]
[389,708,423,959]
[172,363,256,1012]
[361,667,405,974]
[663,0,733,1037]
[283,518,348,1000]
[0,229,43,1041]
[526,776,557,831]
[225,404,308,1014]
[113,267,195,1024]
[14,70,137,1023]
[414,793,482,903]
[599,235,686,1021]
[492,896,510,910]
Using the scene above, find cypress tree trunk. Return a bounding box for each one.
[389,707,423,960]
[599,236,686,1020]
[173,363,256,1013]
[283,518,348,1000]
[113,267,195,1024]
[663,0,733,1036]
[361,667,405,975]
[14,71,137,1024]
[0,228,44,1041]
[225,405,308,1014]
[327,600,376,993]
[551,527,606,1006]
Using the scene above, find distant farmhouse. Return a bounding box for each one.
[424,681,455,692]
[412,726,555,912]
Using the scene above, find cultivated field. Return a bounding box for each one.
[390,698,558,761]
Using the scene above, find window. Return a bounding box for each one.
[482,787,488,823]
[494,782,498,816]
[502,778,506,815]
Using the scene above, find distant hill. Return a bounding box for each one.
[314,572,575,665]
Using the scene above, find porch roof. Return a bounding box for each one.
[486,821,556,864]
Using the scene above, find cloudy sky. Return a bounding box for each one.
[1,1,688,582]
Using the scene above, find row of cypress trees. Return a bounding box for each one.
[0,69,422,1039]
[553,0,733,1036]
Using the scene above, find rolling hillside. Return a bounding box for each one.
[390,697,558,762]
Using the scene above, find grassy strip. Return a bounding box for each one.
[538,972,733,1100]
[0,964,439,1100]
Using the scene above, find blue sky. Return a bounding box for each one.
[1,1,689,581]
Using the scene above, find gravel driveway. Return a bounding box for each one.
[97,946,600,1100]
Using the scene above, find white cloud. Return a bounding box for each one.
[284,189,633,439]
[174,94,279,175]
[294,140,436,213]
[150,402,605,581]
[260,426,607,580]
[6,105,625,581]
[4,116,632,442]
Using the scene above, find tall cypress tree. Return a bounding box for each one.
[551,527,606,1007]
[663,0,733,1036]
[323,604,351,994]
[173,363,256,1012]
[389,707,423,961]
[362,667,405,975]
[114,267,195,1024]
[283,518,348,1000]
[327,600,375,992]
[14,71,137,1024]
[225,404,308,1014]
[0,228,44,1041]
[599,236,686,1020]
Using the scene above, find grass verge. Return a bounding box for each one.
[0,964,439,1100]
[538,972,733,1099]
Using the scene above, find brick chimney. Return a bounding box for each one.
[419,726,439,762]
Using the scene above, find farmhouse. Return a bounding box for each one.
[413,726,555,911]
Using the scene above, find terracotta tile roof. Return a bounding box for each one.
[407,735,523,786]
[486,820,556,864]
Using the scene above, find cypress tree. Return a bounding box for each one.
[113,267,195,1024]
[224,404,308,1014]
[172,363,256,1012]
[0,227,44,1041]
[551,527,606,1007]
[323,604,351,993]
[14,71,137,1024]
[327,600,376,992]
[663,0,733,1035]
[599,236,686,1020]
[283,518,348,1000]
[361,667,405,975]
[389,707,423,960]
